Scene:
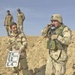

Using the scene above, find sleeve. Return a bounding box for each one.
[41,25,51,38]
[7,37,12,50]
[57,27,72,45]
[22,13,25,21]
[41,27,48,38]
[20,33,28,51]
[4,16,7,25]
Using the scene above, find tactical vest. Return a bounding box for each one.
[47,24,66,50]
[55,24,66,36]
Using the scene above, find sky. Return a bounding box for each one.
[0,0,75,36]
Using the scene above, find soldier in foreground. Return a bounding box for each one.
[17,8,25,32]
[42,14,72,75]
[4,10,13,36]
[7,22,29,75]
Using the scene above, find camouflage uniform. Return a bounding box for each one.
[8,32,29,75]
[17,9,25,32]
[42,14,72,75]
[4,10,13,36]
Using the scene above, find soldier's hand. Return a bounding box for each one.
[47,23,52,28]
[51,34,58,40]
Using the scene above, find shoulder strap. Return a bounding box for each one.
[56,25,66,36]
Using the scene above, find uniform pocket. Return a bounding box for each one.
[59,50,67,62]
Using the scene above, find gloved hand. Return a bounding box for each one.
[47,23,52,28]
[51,34,58,40]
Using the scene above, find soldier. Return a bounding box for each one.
[17,8,25,32]
[41,14,72,75]
[4,10,14,36]
[7,22,29,75]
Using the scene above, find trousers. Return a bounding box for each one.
[13,52,29,75]
[45,55,66,75]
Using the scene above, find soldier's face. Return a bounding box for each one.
[18,10,21,13]
[51,20,60,27]
[11,25,18,33]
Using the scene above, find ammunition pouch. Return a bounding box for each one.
[47,39,58,51]
[47,39,64,51]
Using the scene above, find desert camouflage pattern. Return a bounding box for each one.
[17,12,25,32]
[8,32,27,51]
[42,24,72,45]
[4,14,13,35]
[41,23,52,38]
[51,14,63,23]
[4,14,13,26]
[57,26,72,45]
[42,24,72,75]
[8,32,29,75]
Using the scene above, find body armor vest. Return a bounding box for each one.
[47,24,66,50]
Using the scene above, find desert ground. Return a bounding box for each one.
[0,31,75,75]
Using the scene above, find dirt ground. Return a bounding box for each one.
[0,31,75,75]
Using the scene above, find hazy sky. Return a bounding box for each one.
[0,0,75,36]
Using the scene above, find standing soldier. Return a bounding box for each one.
[17,8,25,32]
[7,22,29,75]
[4,10,13,36]
[41,14,72,75]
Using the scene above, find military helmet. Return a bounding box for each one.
[17,8,21,11]
[51,14,63,23]
[7,10,10,12]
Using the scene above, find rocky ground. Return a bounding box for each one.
[0,31,75,75]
